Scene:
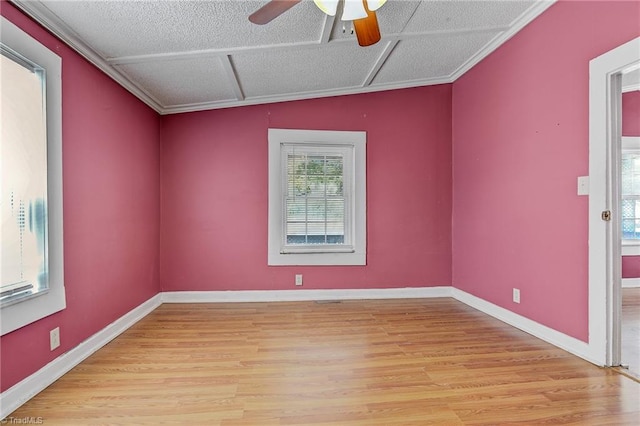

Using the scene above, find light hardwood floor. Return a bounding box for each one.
[7,299,640,425]
[622,287,640,377]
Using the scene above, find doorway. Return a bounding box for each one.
[620,70,640,377]
[588,37,640,368]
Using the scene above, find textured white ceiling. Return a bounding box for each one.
[11,0,556,114]
[233,42,385,98]
[372,31,502,85]
[115,57,239,106]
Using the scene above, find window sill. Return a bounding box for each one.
[281,245,355,254]
[268,251,366,266]
[622,241,640,256]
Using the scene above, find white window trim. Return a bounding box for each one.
[1,17,65,336]
[268,128,366,266]
[621,136,640,255]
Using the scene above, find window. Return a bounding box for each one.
[1,17,64,335]
[1,47,48,305]
[621,137,640,255]
[268,129,366,265]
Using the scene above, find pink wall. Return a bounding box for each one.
[0,3,161,391]
[452,1,640,341]
[160,86,452,291]
[622,90,640,278]
[622,90,640,137]
[622,256,640,279]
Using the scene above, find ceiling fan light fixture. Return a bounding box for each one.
[250,0,384,46]
[340,0,368,21]
[366,0,387,12]
[313,0,387,19]
[313,0,339,16]
[353,4,381,47]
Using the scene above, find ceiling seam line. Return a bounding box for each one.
[398,0,423,34]
[320,14,336,44]
[222,55,244,101]
[106,26,512,66]
[362,40,399,87]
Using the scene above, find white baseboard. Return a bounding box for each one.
[161,286,453,303]
[451,288,599,366]
[622,278,640,288]
[0,294,162,419]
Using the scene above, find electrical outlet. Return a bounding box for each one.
[50,327,60,351]
[295,274,303,286]
[513,288,521,304]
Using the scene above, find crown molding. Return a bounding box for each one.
[160,75,453,115]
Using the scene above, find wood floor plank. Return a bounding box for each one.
[6,298,640,425]
[622,287,640,377]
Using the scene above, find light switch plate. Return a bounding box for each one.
[577,176,589,196]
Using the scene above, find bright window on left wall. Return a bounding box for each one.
[1,17,65,336]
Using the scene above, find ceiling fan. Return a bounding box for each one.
[249,0,388,47]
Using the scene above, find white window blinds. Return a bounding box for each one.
[284,145,351,249]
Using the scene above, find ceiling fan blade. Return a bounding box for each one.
[249,0,302,25]
[352,4,381,46]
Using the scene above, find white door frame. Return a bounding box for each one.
[588,37,640,366]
